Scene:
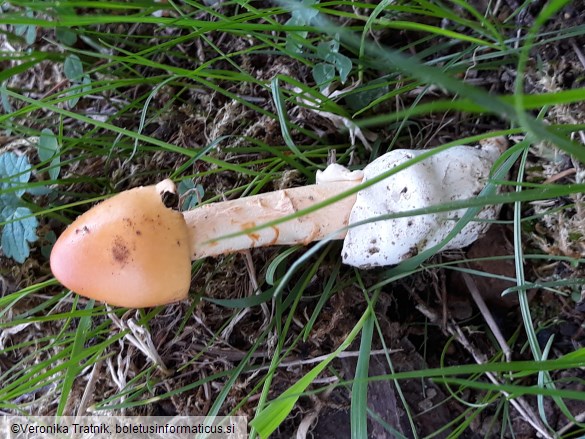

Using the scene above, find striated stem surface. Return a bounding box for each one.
[183,180,362,259]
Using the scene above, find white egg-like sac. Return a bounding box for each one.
[342,138,507,268]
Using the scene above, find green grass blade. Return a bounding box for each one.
[251,308,372,438]
[351,309,374,439]
[56,299,95,416]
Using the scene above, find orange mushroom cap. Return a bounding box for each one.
[50,180,192,308]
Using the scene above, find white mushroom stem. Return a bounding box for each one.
[183,175,363,259]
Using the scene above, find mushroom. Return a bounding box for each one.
[50,171,363,307]
[49,180,192,308]
[50,137,506,307]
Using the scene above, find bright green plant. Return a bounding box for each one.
[285,0,319,54]
[63,54,91,108]
[178,179,205,210]
[0,151,38,263]
[312,37,352,91]
[286,0,352,91]
[13,8,36,45]
[0,130,60,263]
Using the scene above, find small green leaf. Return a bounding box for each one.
[332,52,352,83]
[285,17,308,54]
[315,39,352,84]
[178,179,204,210]
[293,0,319,23]
[66,74,92,108]
[14,24,27,38]
[286,0,319,25]
[56,28,77,46]
[38,129,59,162]
[48,158,61,181]
[80,74,92,93]
[317,39,339,58]
[64,55,83,81]
[346,79,389,111]
[38,129,61,180]
[14,10,36,45]
[25,24,36,45]
[0,194,21,214]
[26,185,52,196]
[67,92,81,108]
[0,83,12,114]
[0,152,32,197]
[1,206,38,263]
[313,63,335,91]
[285,0,318,54]
[0,83,13,136]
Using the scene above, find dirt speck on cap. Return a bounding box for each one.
[112,235,131,267]
[75,226,90,235]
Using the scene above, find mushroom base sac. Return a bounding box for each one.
[50,184,192,308]
[342,140,505,268]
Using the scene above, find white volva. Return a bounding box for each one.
[341,137,507,268]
